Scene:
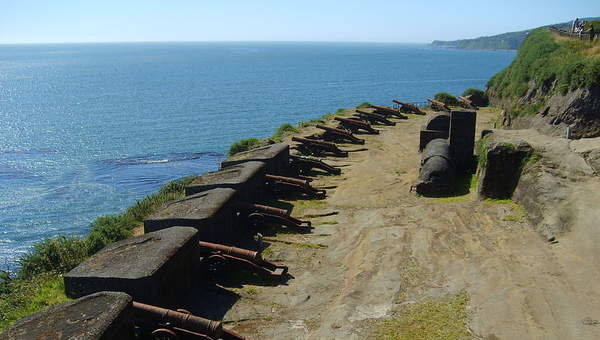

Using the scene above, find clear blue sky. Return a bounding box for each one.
[1,0,599,44]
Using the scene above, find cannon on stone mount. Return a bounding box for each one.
[333,116,379,134]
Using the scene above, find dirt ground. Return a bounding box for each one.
[200,108,600,339]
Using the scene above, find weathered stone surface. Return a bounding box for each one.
[1,292,133,340]
[416,139,456,195]
[64,227,198,306]
[221,143,289,175]
[144,188,238,241]
[186,161,266,201]
[424,112,450,134]
[477,141,533,199]
[419,129,447,152]
[449,109,477,172]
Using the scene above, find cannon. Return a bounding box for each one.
[416,139,456,195]
[133,301,250,340]
[458,96,478,110]
[265,173,326,199]
[392,100,425,115]
[292,136,349,157]
[198,241,288,279]
[289,154,341,175]
[333,117,379,134]
[315,124,365,144]
[234,201,312,232]
[369,104,408,119]
[355,109,396,126]
[427,98,451,112]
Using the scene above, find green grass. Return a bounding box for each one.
[319,221,339,225]
[372,291,472,340]
[228,138,269,156]
[272,123,299,143]
[246,287,258,295]
[433,92,460,106]
[488,29,600,100]
[357,101,372,108]
[485,198,527,222]
[0,273,69,331]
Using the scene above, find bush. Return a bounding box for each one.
[434,92,460,106]
[462,88,489,106]
[357,101,372,108]
[18,236,89,279]
[228,138,268,156]
[271,123,299,143]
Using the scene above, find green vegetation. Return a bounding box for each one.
[0,175,196,332]
[484,199,527,223]
[0,273,68,331]
[228,137,269,156]
[433,92,459,106]
[246,287,258,295]
[462,88,489,107]
[357,101,372,108]
[431,17,600,50]
[488,29,600,101]
[372,291,471,340]
[272,123,299,143]
[584,20,600,33]
[431,173,478,203]
[319,220,338,225]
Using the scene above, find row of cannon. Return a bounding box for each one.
[3,103,411,340]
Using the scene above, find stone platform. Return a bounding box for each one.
[64,227,198,306]
[1,292,133,340]
[221,143,289,175]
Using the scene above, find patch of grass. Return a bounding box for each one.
[372,291,472,340]
[319,221,339,225]
[357,101,372,108]
[272,123,299,143]
[298,118,326,128]
[263,315,273,321]
[0,273,69,331]
[246,287,258,295]
[297,242,328,249]
[526,151,543,165]
[434,92,460,106]
[488,29,600,100]
[485,199,527,222]
[261,247,274,257]
[335,108,347,114]
[228,138,269,156]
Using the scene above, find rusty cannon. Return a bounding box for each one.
[133,301,251,340]
[265,173,326,199]
[459,96,478,110]
[292,136,349,157]
[355,109,396,126]
[198,241,288,279]
[315,124,365,144]
[427,98,451,112]
[234,201,312,232]
[289,154,341,175]
[392,100,425,115]
[369,104,408,119]
[333,116,379,134]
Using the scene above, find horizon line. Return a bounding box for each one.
[0,39,432,46]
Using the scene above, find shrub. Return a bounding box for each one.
[434,92,460,106]
[18,236,89,279]
[357,101,372,108]
[271,123,299,143]
[462,88,489,106]
[228,138,268,156]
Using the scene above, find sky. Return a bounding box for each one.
[1,0,599,44]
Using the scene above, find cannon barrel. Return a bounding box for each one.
[234,201,289,216]
[458,96,477,109]
[289,154,342,175]
[292,136,348,157]
[198,241,260,261]
[427,98,450,112]
[132,302,224,338]
[392,100,425,115]
[315,124,365,144]
[265,174,307,186]
[334,117,379,134]
[369,104,407,119]
[355,109,396,126]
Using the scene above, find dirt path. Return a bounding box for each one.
[217,108,600,339]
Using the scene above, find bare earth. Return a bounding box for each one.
[215,108,600,339]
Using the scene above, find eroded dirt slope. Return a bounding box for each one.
[216,108,600,339]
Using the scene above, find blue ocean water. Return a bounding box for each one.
[0,42,515,269]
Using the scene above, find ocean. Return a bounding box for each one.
[0,42,515,269]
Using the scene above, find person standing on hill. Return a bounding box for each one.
[572,18,579,33]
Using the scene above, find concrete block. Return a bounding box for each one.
[424,112,451,133]
[2,292,133,340]
[221,143,289,175]
[185,161,266,202]
[449,109,477,172]
[419,129,448,152]
[144,188,238,242]
[64,227,198,306]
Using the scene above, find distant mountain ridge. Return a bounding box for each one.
[431,17,600,50]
